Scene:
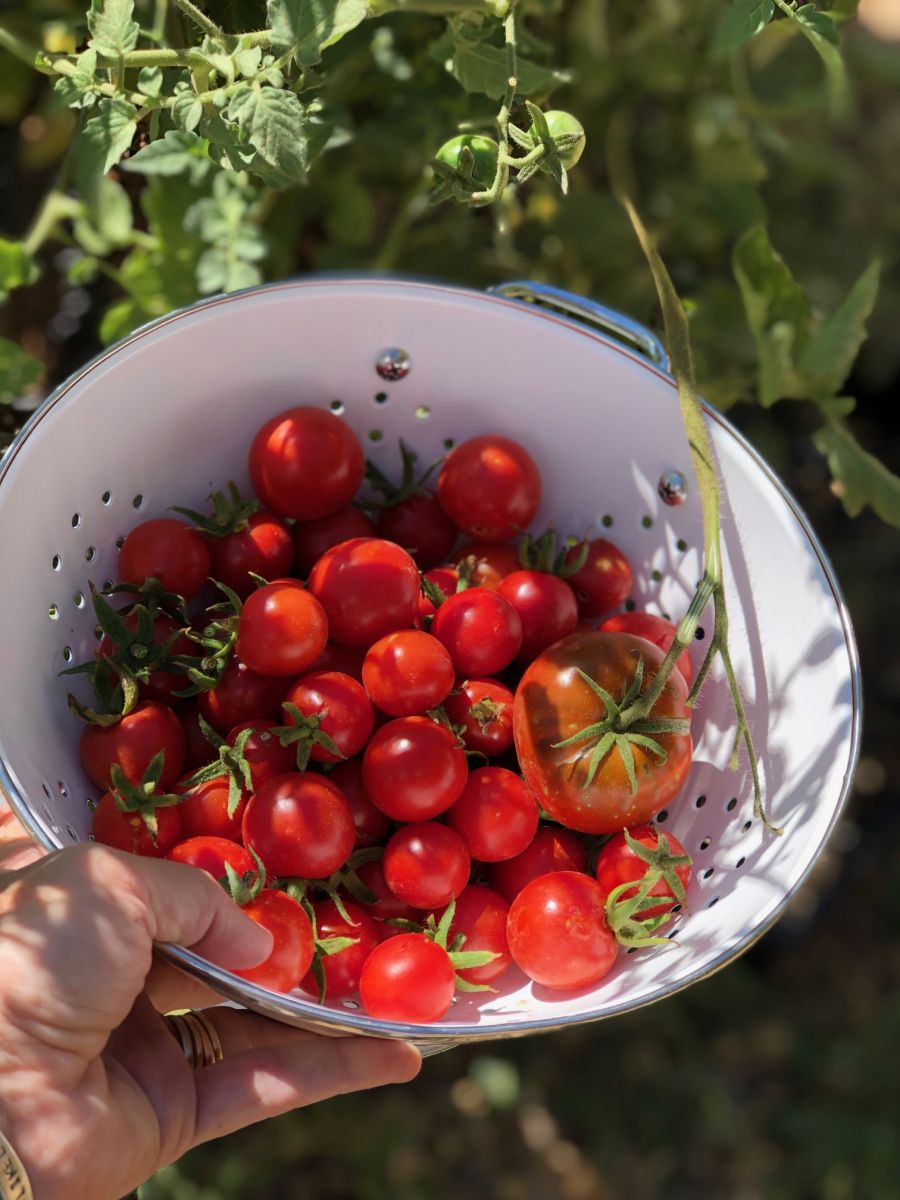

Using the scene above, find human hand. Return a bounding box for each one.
[0,839,421,1200]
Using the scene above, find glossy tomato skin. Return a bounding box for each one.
[293,506,376,578]
[352,859,418,924]
[488,826,588,903]
[298,899,381,1000]
[225,719,296,791]
[326,758,392,848]
[92,791,181,858]
[235,580,328,677]
[377,495,458,570]
[362,715,468,821]
[118,517,211,600]
[443,678,514,757]
[362,630,455,717]
[359,933,456,1023]
[599,612,692,685]
[496,570,579,662]
[383,822,471,910]
[563,538,633,618]
[507,871,618,990]
[437,436,541,542]
[208,510,294,599]
[452,542,521,589]
[179,701,214,770]
[435,885,511,985]
[431,589,523,677]
[197,656,289,733]
[595,824,692,920]
[234,889,315,993]
[281,671,374,762]
[514,632,692,834]
[249,406,365,521]
[97,612,194,706]
[242,772,355,879]
[175,774,246,842]
[307,537,420,650]
[446,767,539,862]
[80,701,186,791]
[167,835,255,880]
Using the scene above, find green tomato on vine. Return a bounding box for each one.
[431,135,500,206]
[530,111,586,169]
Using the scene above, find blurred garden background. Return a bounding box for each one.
[2,0,900,1196]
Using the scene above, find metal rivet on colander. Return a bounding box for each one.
[376,347,410,381]
[658,469,688,506]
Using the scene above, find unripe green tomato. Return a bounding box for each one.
[529,110,586,170]
[435,135,500,189]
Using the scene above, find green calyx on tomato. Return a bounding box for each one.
[108,752,181,843]
[171,480,260,539]
[363,438,442,509]
[517,526,588,578]
[508,104,585,194]
[221,845,267,907]
[168,580,243,698]
[432,135,500,206]
[182,714,254,818]
[603,830,693,949]
[420,898,500,993]
[271,702,344,772]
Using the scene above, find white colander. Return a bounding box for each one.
[0,277,860,1052]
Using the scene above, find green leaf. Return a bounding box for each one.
[80,97,138,175]
[266,0,368,66]
[733,225,810,407]
[785,4,848,114]
[813,419,900,526]
[792,3,840,45]
[226,86,308,182]
[87,0,140,57]
[797,260,880,399]
[99,298,148,344]
[0,339,41,404]
[711,0,774,55]
[0,239,39,301]
[137,65,164,97]
[172,90,203,133]
[431,29,570,99]
[53,48,99,110]
[196,247,263,294]
[123,130,213,183]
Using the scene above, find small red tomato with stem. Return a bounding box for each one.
[489,826,588,903]
[208,510,295,599]
[293,506,376,578]
[446,767,539,863]
[438,435,542,542]
[383,821,471,910]
[431,589,523,677]
[359,933,457,1023]
[434,884,512,986]
[362,714,468,821]
[298,899,381,1001]
[326,758,392,848]
[235,579,328,677]
[507,871,618,990]
[97,609,194,707]
[196,656,289,733]
[563,538,633,618]
[278,671,374,767]
[175,774,246,843]
[79,700,186,792]
[118,517,212,600]
[594,824,692,922]
[378,495,458,569]
[307,537,421,650]
[452,542,520,589]
[599,611,692,685]
[362,629,455,717]
[249,406,365,521]
[235,889,316,993]
[91,753,183,858]
[167,835,256,880]
[242,772,355,879]
[496,569,579,662]
[443,678,514,757]
[351,858,418,925]
[225,718,296,790]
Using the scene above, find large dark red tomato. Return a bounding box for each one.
[242,772,355,879]
[208,509,294,599]
[359,933,456,1023]
[326,758,392,848]
[443,678,514,757]
[594,823,692,921]
[97,612,194,706]
[307,537,421,649]
[235,579,328,677]
[362,715,468,821]
[431,589,523,677]
[167,835,256,880]
[513,632,692,834]
[281,670,374,762]
[435,884,511,986]
[298,899,381,1000]
[79,701,186,791]
[382,822,471,910]
[118,517,211,600]
[91,791,181,858]
[489,826,587,903]
[362,630,455,717]
[293,506,376,578]
[197,656,289,733]
[234,889,316,993]
[437,436,541,542]
[377,494,458,569]
[599,611,692,685]
[249,406,365,521]
[496,570,579,661]
[506,871,618,990]
[446,767,538,863]
[563,538,633,618]
[175,774,246,843]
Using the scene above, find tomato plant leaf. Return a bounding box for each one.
[87,0,140,57]
[53,48,99,110]
[711,0,775,57]
[813,419,900,526]
[265,0,368,67]
[430,28,570,100]
[226,86,309,183]
[137,65,164,98]
[780,2,848,114]
[172,90,204,133]
[0,338,41,404]
[123,130,213,183]
[80,97,138,176]
[797,259,881,399]
[0,239,40,301]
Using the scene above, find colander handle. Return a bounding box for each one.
[489,280,669,371]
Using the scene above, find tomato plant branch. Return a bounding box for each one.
[22,191,82,257]
[468,3,518,206]
[173,0,227,44]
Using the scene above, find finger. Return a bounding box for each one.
[145,957,234,1013]
[0,805,43,870]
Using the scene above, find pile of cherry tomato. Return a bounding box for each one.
[71,405,695,1024]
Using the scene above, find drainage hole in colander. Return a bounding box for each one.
[699,837,711,850]
[85,546,96,562]
[736,856,746,869]
[626,947,637,954]
[63,646,73,663]
[695,626,705,640]
[707,896,720,908]
[666,928,679,939]
[48,604,59,621]
[41,782,51,799]
[415,405,431,420]
[641,516,653,529]
[132,494,143,509]
[71,513,81,528]
[342,999,359,1009]
[742,819,752,832]
[116,535,125,550]
[51,554,61,570]
[695,794,706,809]
[57,781,68,797]
[702,868,714,880]
[443,438,455,450]
[601,514,614,528]
[676,538,688,552]
[374,392,388,405]
[102,490,112,505]
[671,903,682,913]
[726,796,738,812]
[330,400,345,414]
[101,579,114,594]
[66,825,78,842]
[73,591,85,609]
[656,809,668,823]
[94,624,103,640]
[368,430,383,443]
[624,598,636,612]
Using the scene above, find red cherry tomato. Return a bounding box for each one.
[298,899,381,1000]
[118,517,211,600]
[326,758,392,848]
[79,701,186,791]
[431,589,523,677]
[362,715,467,821]
[359,933,456,1023]
[496,570,578,662]
[435,885,511,985]
[175,774,246,842]
[178,701,215,770]
[446,767,538,863]
[443,678,514,757]
[293,506,376,578]
[506,871,618,990]
[281,671,374,763]
[437,436,541,542]
[91,790,181,858]
[196,656,289,733]
[97,611,194,706]
[249,406,365,521]
[306,537,421,650]
[425,565,461,596]
[489,827,588,903]
[452,542,520,589]
[167,835,256,880]
[599,611,692,685]
[235,580,328,677]
[351,859,418,924]
[362,630,455,717]
[208,509,294,599]
[377,494,458,569]
[563,538,633,618]
[225,719,296,791]
[242,773,355,879]
[307,640,365,680]
[594,823,692,921]
[383,822,471,910]
[234,889,315,993]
